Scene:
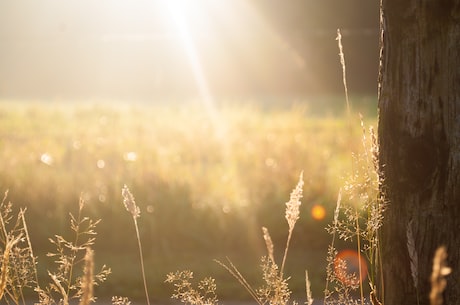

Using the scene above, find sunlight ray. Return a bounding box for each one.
[165,1,225,140]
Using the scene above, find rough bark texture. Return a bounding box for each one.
[378,1,460,304]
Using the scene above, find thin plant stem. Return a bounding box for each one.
[337,28,351,120]
[282,172,303,276]
[280,229,293,277]
[378,231,384,304]
[356,212,364,305]
[133,217,151,305]
[324,190,341,304]
[0,191,9,240]
[215,258,262,305]
[65,204,83,299]
[20,209,40,288]
[122,185,150,305]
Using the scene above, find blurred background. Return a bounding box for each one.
[0,0,379,101]
[0,0,379,302]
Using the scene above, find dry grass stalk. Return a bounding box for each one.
[214,258,262,305]
[369,126,379,173]
[49,272,69,305]
[121,185,151,305]
[122,185,140,219]
[355,211,365,305]
[305,270,313,305]
[333,189,342,228]
[79,247,94,305]
[370,286,383,305]
[257,256,291,305]
[324,190,342,303]
[285,172,304,231]
[165,270,218,305]
[0,235,22,300]
[262,227,275,263]
[430,246,451,305]
[112,296,132,305]
[210,175,306,305]
[336,28,351,119]
[40,197,110,305]
[281,171,304,275]
[20,208,39,287]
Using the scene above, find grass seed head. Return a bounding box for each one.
[285,171,304,231]
[262,227,275,263]
[122,185,140,219]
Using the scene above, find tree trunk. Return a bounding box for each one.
[378,1,460,305]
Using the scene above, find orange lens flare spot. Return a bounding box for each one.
[311,204,326,220]
[334,250,368,286]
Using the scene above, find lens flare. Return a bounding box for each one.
[334,249,368,286]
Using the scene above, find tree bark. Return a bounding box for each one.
[378,1,460,304]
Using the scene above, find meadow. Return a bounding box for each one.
[0,98,378,303]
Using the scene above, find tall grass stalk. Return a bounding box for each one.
[332,28,385,305]
[20,208,39,289]
[336,29,351,121]
[0,190,35,305]
[323,190,341,304]
[65,198,87,298]
[210,173,304,305]
[0,235,22,300]
[355,210,364,305]
[122,185,151,305]
[214,258,262,305]
[40,196,110,305]
[281,171,304,276]
[169,174,305,305]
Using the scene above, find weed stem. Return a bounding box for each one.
[134,217,151,305]
[356,212,364,305]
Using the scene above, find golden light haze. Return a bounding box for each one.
[0,0,379,101]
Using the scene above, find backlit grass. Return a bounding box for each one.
[0,99,376,300]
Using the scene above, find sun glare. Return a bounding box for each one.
[157,0,310,100]
[156,3,314,255]
[163,0,223,137]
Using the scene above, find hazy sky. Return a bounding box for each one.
[0,0,379,101]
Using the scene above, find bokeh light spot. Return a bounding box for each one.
[222,205,231,214]
[146,205,154,214]
[72,140,81,150]
[334,249,368,286]
[265,157,277,169]
[124,151,138,162]
[40,153,54,166]
[311,204,326,220]
[97,159,105,169]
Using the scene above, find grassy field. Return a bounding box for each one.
[0,98,377,302]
